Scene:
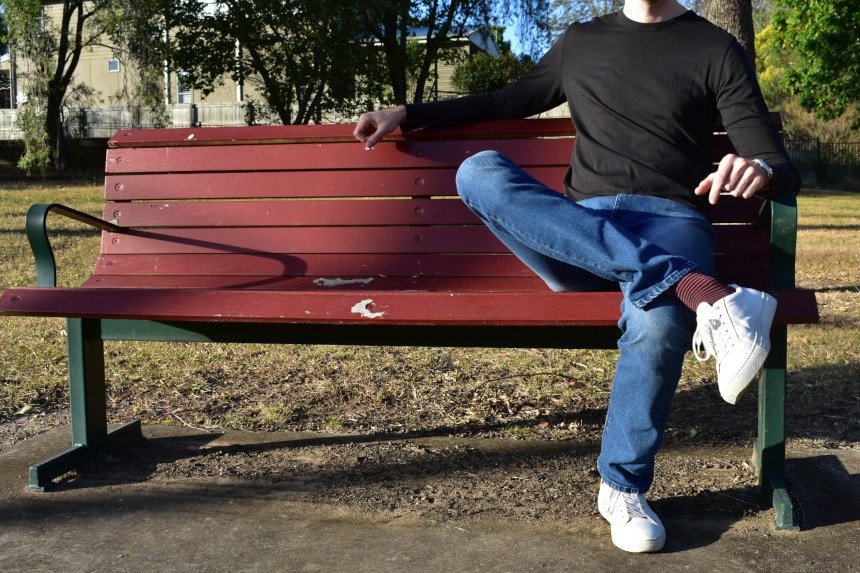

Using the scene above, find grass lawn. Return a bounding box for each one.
[0,182,857,446]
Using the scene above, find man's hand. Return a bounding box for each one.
[353,105,407,149]
[694,154,772,205]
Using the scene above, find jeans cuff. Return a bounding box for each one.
[598,473,644,494]
[630,262,697,309]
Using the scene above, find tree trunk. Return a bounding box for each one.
[46,80,66,171]
[703,0,755,63]
[363,2,411,106]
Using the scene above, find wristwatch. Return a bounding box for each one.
[751,158,774,184]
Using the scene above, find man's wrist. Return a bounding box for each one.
[751,158,774,186]
[394,105,407,126]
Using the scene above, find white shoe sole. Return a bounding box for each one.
[610,529,666,553]
[598,505,667,553]
[717,293,778,404]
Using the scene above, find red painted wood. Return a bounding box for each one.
[105,138,574,175]
[82,274,556,292]
[106,195,766,229]
[84,271,769,291]
[711,195,766,223]
[713,225,771,253]
[101,226,507,255]
[106,117,777,150]
[0,287,820,326]
[103,166,567,201]
[108,119,578,148]
[106,198,482,228]
[92,253,536,278]
[97,224,767,257]
[90,251,767,282]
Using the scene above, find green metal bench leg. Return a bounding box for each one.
[753,325,799,530]
[28,318,142,492]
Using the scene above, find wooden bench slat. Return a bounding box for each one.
[82,275,558,291]
[106,116,779,149]
[108,198,479,228]
[102,226,505,255]
[93,253,539,278]
[99,224,770,256]
[106,196,766,228]
[105,139,575,174]
[91,252,770,282]
[104,172,764,227]
[108,119,579,148]
[104,167,569,201]
[711,196,767,223]
[84,272,772,291]
[0,287,625,325]
[0,287,818,326]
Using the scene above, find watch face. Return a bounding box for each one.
[755,159,773,178]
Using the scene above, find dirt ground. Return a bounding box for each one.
[3,408,845,528]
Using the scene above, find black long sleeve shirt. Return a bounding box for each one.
[405,10,799,212]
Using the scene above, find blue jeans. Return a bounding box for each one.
[456,150,716,493]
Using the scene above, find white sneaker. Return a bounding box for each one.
[597,481,666,553]
[693,285,778,404]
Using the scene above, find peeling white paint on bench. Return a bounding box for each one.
[314,277,375,287]
[351,299,385,319]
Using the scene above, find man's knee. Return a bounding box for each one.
[455,150,510,202]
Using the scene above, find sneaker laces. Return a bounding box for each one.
[693,313,720,363]
[621,493,651,521]
[609,489,654,523]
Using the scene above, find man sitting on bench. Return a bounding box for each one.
[353,0,799,554]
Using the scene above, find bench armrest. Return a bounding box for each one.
[765,188,798,290]
[26,204,124,287]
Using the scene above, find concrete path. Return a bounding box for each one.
[1,426,857,572]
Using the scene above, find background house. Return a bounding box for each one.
[0,0,508,138]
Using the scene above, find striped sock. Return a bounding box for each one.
[670,272,735,311]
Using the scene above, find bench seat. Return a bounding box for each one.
[0,287,817,327]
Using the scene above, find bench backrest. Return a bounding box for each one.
[99,119,775,290]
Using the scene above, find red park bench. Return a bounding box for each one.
[0,118,818,529]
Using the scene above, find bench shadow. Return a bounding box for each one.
[654,490,768,553]
[786,454,860,530]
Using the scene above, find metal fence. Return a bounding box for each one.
[0,102,341,141]
[784,139,860,189]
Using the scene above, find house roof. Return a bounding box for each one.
[404,27,501,57]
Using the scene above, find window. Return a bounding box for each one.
[0,70,10,109]
[177,71,193,104]
[108,58,120,73]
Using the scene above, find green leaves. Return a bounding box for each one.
[168,0,380,124]
[452,51,533,94]
[770,0,859,120]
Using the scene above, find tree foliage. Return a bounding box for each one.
[546,0,623,37]
[2,0,57,173]
[103,0,171,128]
[770,0,859,121]
[452,47,533,94]
[0,0,155,172]
[359,0,550,105]
[165,1,552,113]
[168,0,384,125]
